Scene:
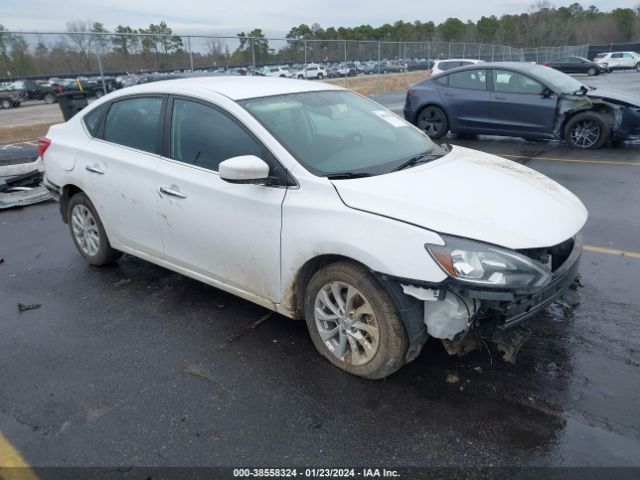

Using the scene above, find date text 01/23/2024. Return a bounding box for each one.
[233,468,400,478]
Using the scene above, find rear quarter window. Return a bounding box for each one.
[83,104,108,137]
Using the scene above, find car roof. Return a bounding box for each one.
[436,58,483,62]
[106,76,343,101]
[437,61,548,74]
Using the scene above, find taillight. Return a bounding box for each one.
[38,137,51,159]
[407,88,414,96]
[544,62,550,67]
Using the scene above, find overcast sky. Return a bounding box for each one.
[2,0,638,37]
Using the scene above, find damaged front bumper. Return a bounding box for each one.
[395,235,582,363]
[463,234,581,329]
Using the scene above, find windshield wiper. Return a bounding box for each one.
[393,152,443,172]
[325,172,374,180]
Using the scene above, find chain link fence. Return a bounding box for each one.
[0,31,593,82]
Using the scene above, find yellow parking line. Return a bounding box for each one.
[0,433,38,480]
[584,244,640,259]
[498,153,640,166]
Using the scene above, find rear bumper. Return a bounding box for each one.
[403,107,418,125]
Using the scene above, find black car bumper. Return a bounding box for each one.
[613,107,640,141]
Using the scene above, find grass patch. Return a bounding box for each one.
[0,122,56,145]
[324,71,430,95]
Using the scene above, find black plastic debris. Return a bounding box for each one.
[17,303,42,312]
[0,170,43,192]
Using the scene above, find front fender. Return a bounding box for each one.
[279,184,447,317]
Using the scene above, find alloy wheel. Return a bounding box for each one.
[313,281,380,366]
[418,108,445,136]
[570,119,601,148]
[71,204,100,257]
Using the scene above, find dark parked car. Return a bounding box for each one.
[13,80,62,104]
[406,59,431,71]
[58,79,106,98]
[404,62,640,149]
[545,56,607,76]
[381,61,406,73]
[0,86,21,109]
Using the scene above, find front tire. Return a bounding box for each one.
[635,62,640,72]
[417,105,449,139]
[564,111,609,149]
[44,93,55,104]
[587,67,597,76]
[68,193,122,266]
[304,261,408,380]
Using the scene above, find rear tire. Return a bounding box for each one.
[417,105,449,139]
[564,111,609,149]
[317,73,324,79]
[68,193,122,266]
[304,261,408,379]
[1,99,11,109]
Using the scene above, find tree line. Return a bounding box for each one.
[285,2,640,46]
[1,2,639,79]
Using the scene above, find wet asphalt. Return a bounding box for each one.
[0,71,639,471]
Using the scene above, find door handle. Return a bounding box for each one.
[159,185,187,199]
[494,96,507,101]
[444,92,455,97]
[86,164,104,174]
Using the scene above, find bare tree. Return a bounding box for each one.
[66,20,94,71]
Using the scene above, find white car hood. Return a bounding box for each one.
[332,146,588,249]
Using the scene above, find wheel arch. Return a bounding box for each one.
[289,254,367,320]
[60,184,85,223]
[560,104,616,141]
[288,253,428,363]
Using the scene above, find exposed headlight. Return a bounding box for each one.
[427,236,551,289]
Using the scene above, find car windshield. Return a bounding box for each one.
[240,90,446,177]
[533,66,585,94]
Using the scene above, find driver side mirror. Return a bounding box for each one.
[219,155,270,184]
[541,87,553,98]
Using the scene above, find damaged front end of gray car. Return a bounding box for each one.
[557,89,640,148]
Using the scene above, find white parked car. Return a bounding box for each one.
[42,77,587,379]
[295,64,327,80]
[261,66,292,78]
[593,51,640,71]
[431,59,484,76]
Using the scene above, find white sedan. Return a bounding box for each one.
[42,77,587,379]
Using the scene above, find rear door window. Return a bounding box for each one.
[447,69,487,91]
[440,61,460,71]
[103,96,164,153]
